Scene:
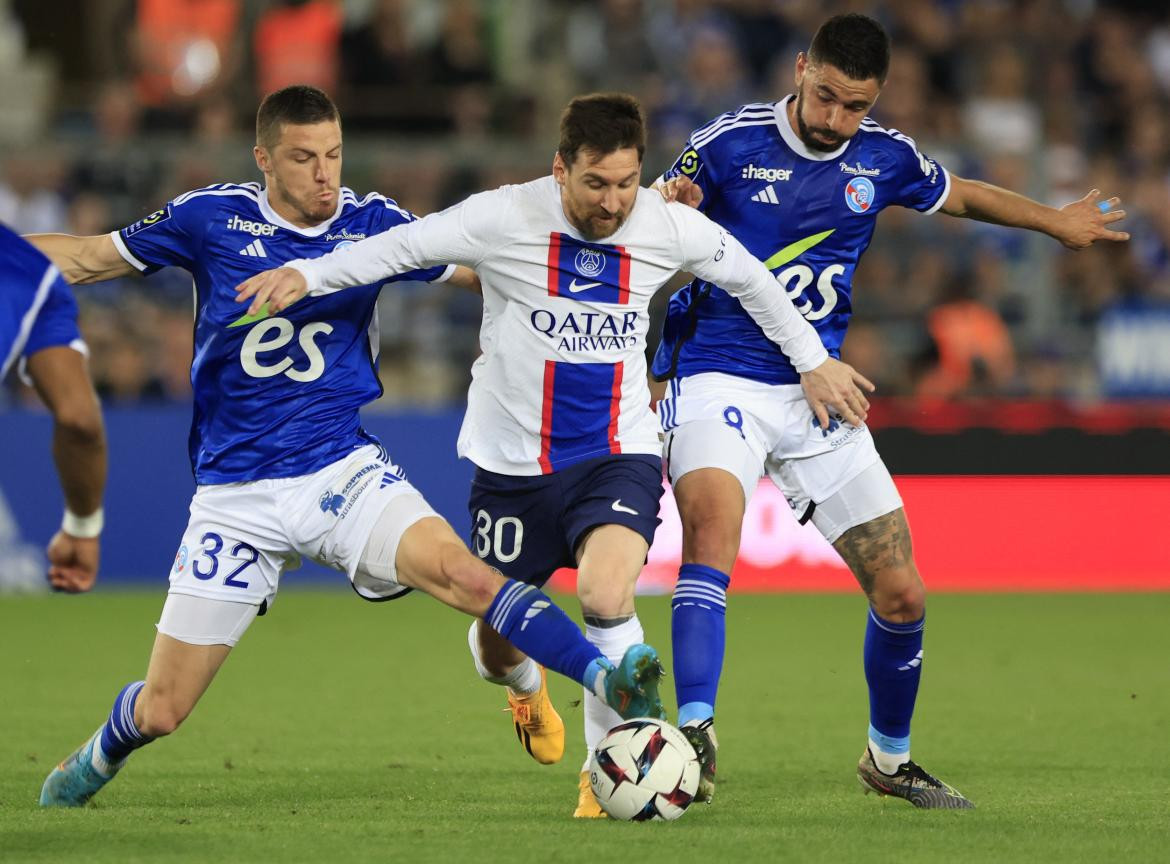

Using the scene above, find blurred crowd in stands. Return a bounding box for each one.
[2,0,1169,407]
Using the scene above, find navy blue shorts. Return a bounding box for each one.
[467,454,664,587]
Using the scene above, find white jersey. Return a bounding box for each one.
[289,176,828,475]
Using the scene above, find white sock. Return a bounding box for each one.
[869,737,910,774]
[580,616,643,772]
[466,621,542,695]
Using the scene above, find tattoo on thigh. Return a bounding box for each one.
[833,509,913,600]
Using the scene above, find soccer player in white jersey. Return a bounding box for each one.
[652,13,1130,808]
[236,92,874,817]
[1,223,106,593]
[32,86,669,810]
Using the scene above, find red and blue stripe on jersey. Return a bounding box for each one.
[538,232,631,473]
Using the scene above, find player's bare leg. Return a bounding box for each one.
[393,517,663,729]
[835,508,973,808]
[571,523,664,818]
[40,627,235,807]
[469,620,565,765]
[668,467,745,803]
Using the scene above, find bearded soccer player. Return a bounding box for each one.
[2,223,106,593]
[32,85,667,809]
[235,92,873,817]
[652,13,1129,808]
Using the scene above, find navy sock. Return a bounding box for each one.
[672,563,730,726]
[863,609,925,754]
[485,579,602,687]
[98,680,152,763]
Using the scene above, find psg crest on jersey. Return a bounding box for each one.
[844,177,876,213]
[574,246,606,278]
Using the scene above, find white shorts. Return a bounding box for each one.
[659,372,902,543]
[165,444,438,629]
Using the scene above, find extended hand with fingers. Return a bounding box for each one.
[235,267,309,316]
[657,175,704,209]
[1057,189,1130,250]
[799,357,875,429]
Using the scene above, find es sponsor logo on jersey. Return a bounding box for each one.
[124,204,173,237]
[740,164,793,183]
[530,308,640,352]
[227,214,278,237]
[239,239,268,257]
[844,177,876,214]
[239,317,333,382]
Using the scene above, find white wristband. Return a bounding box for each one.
[63,507,104,539]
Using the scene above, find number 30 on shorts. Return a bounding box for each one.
[192,531,258,588]
[473,510,524,564]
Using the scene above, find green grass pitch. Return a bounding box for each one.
[2,590,1167,863]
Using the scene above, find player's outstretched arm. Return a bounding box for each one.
[25,346,106,592]
[24,233,138,284]
[941,178,1130,250]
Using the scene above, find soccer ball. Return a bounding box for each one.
[588,718,700,821]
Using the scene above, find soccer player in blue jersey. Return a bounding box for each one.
[653,13,1130,809]
[2,224,106,592]
[31,85,666,809]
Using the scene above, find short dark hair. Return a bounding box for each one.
[557,93,646,167]
[808,14,891,84]
[256,85,340,149]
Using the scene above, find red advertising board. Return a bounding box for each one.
[548,476,1170,593]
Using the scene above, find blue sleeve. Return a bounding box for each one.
[115,194,210,273]
[376,201,451,284]
[660,133,719,215]
[23,272,82,357]
[885,133,950,214]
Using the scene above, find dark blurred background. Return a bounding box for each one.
[2,0,1169,410]
[1,1,1168,589]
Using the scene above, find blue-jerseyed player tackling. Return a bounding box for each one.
[32,86,667,809]
[2,224,107,593]
[653,13,1129,808]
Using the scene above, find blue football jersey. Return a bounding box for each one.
[651,97,949,385]
[113,183,450,484]
[1,222,82,379]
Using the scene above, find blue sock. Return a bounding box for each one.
[98,680,152,763]
[486,579,603,688]
[672,564,730,726]
[863,609,925,754]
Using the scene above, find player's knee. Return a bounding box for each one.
[53,401,104,446]
[872,573,926,622]
[441,544,500,616]
[578,580,635,620]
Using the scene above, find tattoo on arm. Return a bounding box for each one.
[832,509,913,601]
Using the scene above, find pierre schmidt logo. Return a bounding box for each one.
[325,229,366,242]
[227,215,278,237]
